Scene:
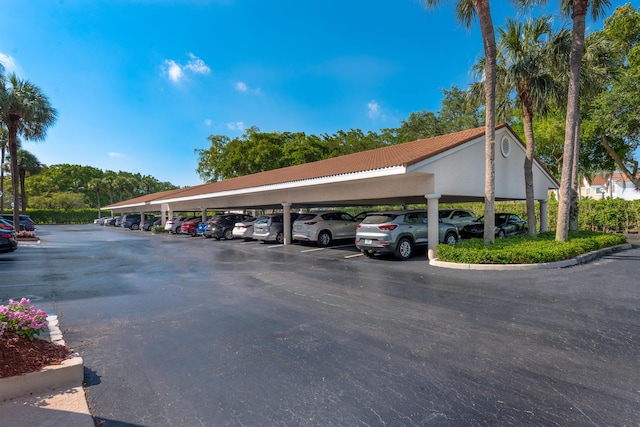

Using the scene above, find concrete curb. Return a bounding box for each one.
[0,315,84,401]
[430,243,633,270]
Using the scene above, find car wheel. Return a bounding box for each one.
[498,229,506,238]
[224,229,234,240]
[444,232,457,246]
[362,249,376,258]
[394,238,413,260]
[131,224,139,230]
[276,232,284,244]
[317,230,332,247]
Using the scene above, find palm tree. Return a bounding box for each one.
[0,74,57,230]
[16,149,41,214]
[496,17,570,235]
[556,0,611,241]
[0,128,7,213]
[87,178,104,218]
[421,0,498,244]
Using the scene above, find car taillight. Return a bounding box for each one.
[0,233,12,239]
[356,224,361,229]
[304,221,317,225]
[378,224,398,231]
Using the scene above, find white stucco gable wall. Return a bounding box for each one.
[407,127,557,200]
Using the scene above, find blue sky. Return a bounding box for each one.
[0,0,629,187]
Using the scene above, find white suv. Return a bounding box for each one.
[292,211,358,247]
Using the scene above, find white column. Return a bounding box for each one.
[139,210,144,230]
[425,193,441,260]
[282,202,292,245]
[539,200,548,232]
[162,203,172,227]
[201,208,207,222]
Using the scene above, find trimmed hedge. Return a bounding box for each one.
[436,231,628,264]
[19,209,100,225]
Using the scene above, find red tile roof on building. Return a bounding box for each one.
[106,124,504,208]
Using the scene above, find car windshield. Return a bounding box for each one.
[438,210,452,219]
[361,213,399,224]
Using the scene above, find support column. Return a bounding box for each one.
[425,193,441,260]
[200,208,207,222]
[282,203,292,245]
[139,209,144,230]
[539,200,548,233]
[162,204,172,227]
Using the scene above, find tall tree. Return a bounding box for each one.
[583,4,640,190]
[496,17,569,235]
[421,0,497,244]
[0,74,57,230]
[556,0,611,241]
[87,178,104,217]
[0,127,7,213]
[15,149,41,214]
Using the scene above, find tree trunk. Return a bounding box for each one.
[19,168,27,214]
[569,116,581,231]
[0,144,4,214]
[475,0,496,245]
[522,102,537,236]
[8,118,20,232]
[556,0,587,241]
[602,135,640,189]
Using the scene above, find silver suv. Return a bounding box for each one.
[355,210,459,260]
[252,213,299,244]
[292,211,358,247]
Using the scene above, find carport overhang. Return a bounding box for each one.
[105,125,559,259]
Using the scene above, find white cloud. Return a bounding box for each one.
[162,53,210,83]
[367,100,381,119]
[185,53,210,74]
[163,59,183,83]
[0,52,19,74]
[204,119,212,126]
[234,81,248,92]
[108,152,124,158]
[226,121,245,131]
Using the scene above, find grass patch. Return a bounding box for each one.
[436,231,627,264]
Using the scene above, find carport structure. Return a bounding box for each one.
[105,124,559,259]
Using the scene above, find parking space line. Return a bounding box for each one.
[344,253,364,259]
[301,247,324,253]
[268,244,284,248]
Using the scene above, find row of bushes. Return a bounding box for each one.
[441,199,640,234]
[436,231,628,264]
[3,199,640,233]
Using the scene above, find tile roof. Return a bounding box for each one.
[106,124,503,208]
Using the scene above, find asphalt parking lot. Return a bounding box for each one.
[1,225,639,426]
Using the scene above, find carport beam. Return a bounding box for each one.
[282,202,292,245]
[425,194,440,260]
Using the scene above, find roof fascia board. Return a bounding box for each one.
[160,166,407,204]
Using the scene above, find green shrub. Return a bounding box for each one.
[151,225,165,234]
[436,231,627,264]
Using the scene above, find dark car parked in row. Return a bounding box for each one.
[460,213,528,239]
[204,213,254,240]
[121,214,157,230]
[0,219,18,253]
[0,214,36,231]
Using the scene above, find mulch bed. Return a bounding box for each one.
[0,332,72,378]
